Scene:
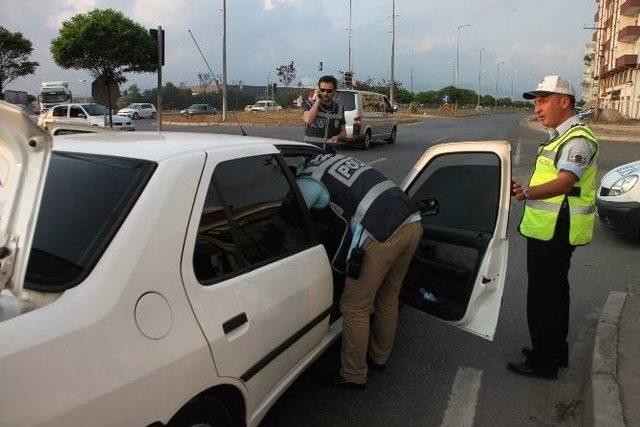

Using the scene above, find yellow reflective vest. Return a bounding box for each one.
[519,124,599,245]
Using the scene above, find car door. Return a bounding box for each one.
[68,105,89,126]
[0,102,52,298]
[180,145,333,413]
[47,105,69,128]
[399,141,511,340]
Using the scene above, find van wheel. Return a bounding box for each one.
[133,112,139,120]
[386,126,397,144]
[362,130,372,150]
[168,397,233,427]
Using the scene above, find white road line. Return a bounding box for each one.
[439,367,483,427]
[368,157,388,166]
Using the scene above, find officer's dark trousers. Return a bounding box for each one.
[526,203,575,368]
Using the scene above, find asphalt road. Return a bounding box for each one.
[145,114,640,426]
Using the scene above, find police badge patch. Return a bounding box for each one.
[568,148,587,164]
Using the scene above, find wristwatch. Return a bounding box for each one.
[523,186,530,199]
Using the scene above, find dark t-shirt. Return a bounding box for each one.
[303,99,345,145]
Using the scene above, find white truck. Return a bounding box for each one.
[38,81,72,113]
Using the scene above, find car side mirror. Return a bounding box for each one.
[416,199,439,216]
[392,105,398,112]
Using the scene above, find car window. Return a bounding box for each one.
[383,97,393,112]
[25,153,156,292]
[193,154,313,284]
[52,106,68,117]
[408,152,501,233]
[69,106,85,118]
[375,95,386,113]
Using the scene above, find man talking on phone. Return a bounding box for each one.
[302,75,346,148]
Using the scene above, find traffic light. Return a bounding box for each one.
[318,62,323,71]
[344,71,353,87]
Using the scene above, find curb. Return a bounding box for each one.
[583,291,627,427]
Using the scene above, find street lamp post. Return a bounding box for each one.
[408,48,414,93]
[477,48,485,108]
[448,61,455,86]
[79,79,87,101]
[390,0,396,105]
[495,60,505,108]
[455,24,471,87]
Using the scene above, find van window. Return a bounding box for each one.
[375,95,386,113]
[25,153,156,292]
[362,94,377,113]
[193,154,314,284]
[52,106,68,117]
[334,91,356,111]
[69,106,85,118]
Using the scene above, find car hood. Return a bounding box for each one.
[600,160,640,188]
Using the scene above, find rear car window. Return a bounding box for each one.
[25,152,156,292]
[335,91,356,111]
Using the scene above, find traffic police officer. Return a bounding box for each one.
[297,153,423,389]
[508,75,599,379]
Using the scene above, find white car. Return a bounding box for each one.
[250,100,283,111]
[0,100,511,427]
[596,160,640,237]
[39,103,134,131]
[117,102,157,119]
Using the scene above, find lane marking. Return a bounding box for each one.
[439,367,483,427]
[368,157,388,166]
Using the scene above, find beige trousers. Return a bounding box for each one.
[339,221,423,384]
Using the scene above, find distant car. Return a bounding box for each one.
[39,103,134,131]
[244,104,254,112]
[596,160,640,237]
[250,100,282,111]
[117,103,157,119]
[576,107,596,120]
[180,104,218,116]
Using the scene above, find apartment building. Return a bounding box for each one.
[582,42,598,103]
[591,0,640,119]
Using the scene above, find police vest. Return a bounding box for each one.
[301,154,418,269]
[519,124,599,245]
[303,101,344,145]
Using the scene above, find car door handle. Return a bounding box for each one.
[223,312,248,334]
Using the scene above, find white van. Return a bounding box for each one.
[334,90,397,150]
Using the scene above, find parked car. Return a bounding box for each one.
[38,103,134,131]
[334,90,397,150]
[117,103,157,119]
[0,100,512,427]
[250,100,282,111]
[181,104,218,116]
[596,160,640,237]
[244,104,254,112]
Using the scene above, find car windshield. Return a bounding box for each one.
[25,152,156,292]
[40,92,68,103]
[335,91,356,111]
[81,104,106,116]
[256,102,267,107]
[126,104,142,109]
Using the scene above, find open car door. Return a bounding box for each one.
[400,141,511,340]
[0,102,52,299]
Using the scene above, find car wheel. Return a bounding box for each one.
[168,397,233,427]
[362,130,372,150]
[133,112,139,120]
[151,111,157,119]
[386,126,397,144]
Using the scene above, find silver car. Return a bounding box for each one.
[334,90,397,150]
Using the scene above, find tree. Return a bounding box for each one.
[0,26,39,93]
[50,9,156,126]
[197,72,215,94]
[276,61,297,87]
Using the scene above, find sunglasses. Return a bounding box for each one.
[318,89,334,93]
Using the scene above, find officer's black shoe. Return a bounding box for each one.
[521,347,568,368]
[507,360,558,380]
[366,357,387,371]
[324,374,366,390]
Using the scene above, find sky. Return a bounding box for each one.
[1,0,597,99]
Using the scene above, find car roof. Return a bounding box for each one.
[52,131,317,162]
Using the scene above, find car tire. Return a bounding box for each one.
[168,396,233,427]
[151,111,157,119]
[386,126,397,144]
[133,112,139,120]
[362,130,372,150]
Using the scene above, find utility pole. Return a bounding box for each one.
[455,24,471,87]
[510,69,517,99]
[390,0,395,105]
[348,0,352,72]
[157,25,163,131]
[222,0,227,121]
[477,48,484,108]
[495,60,505,108]
[408,49,414,93]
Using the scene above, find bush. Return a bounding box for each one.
[409,101,418,113]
